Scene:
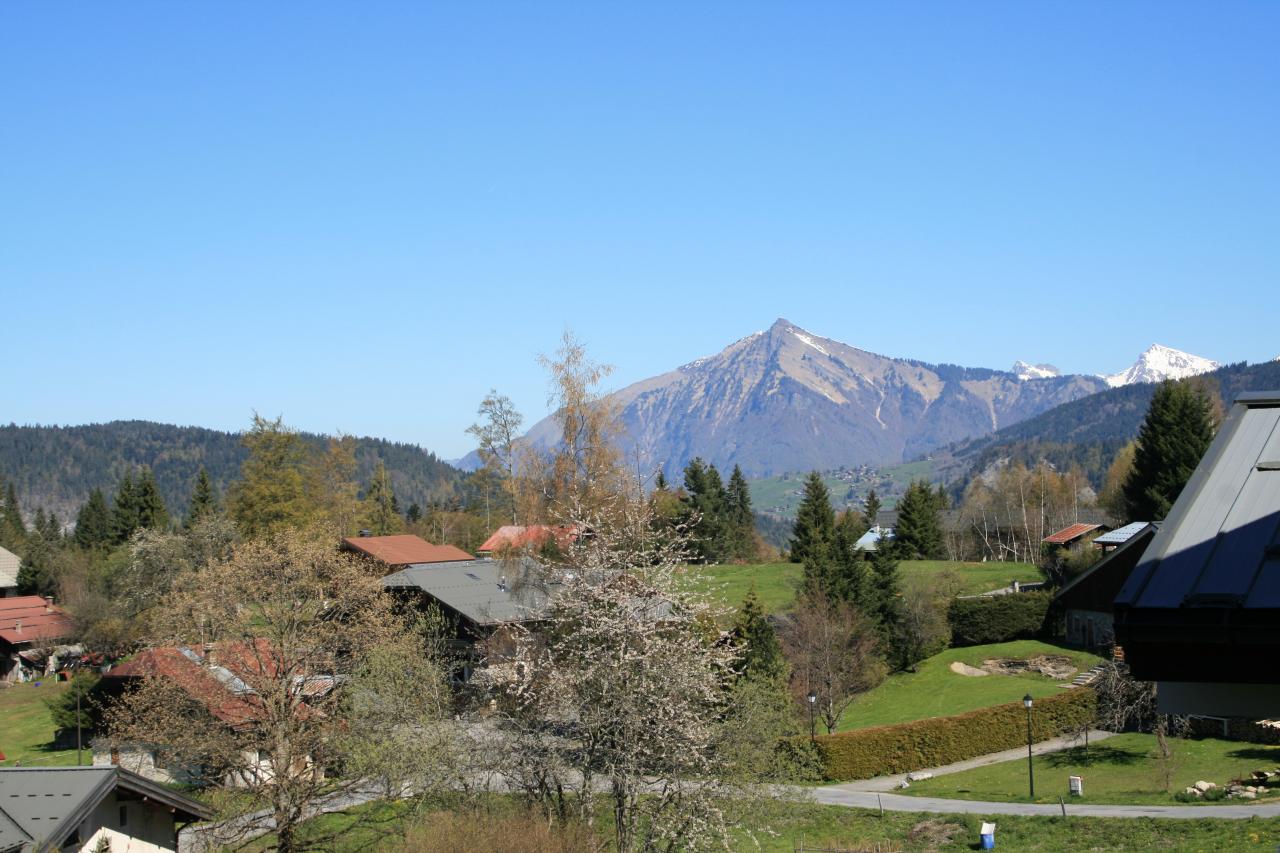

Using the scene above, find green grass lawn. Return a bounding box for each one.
[681,561,802,615]
[685,560,1043,617]
[0,681,81,767]
[900,560,1042,596]
[902,733,1280,806]
[247,796,1280,852]
[837,640,1104,732]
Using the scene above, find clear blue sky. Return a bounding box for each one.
[4,3,1277,458]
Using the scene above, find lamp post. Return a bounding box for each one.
[1023,693,1035,799]
[807,691,817,743]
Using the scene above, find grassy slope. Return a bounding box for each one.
[837,640,1104,732]
[903,733,1280,806]
[685,560,1042,617]
[0,682,80,767]
[254,797,1280,852]
[748,460,935,520]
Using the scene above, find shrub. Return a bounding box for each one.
[947,590,1051,646]
[399,811,599,852]
[810,688,1096,781]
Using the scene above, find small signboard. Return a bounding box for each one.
[1069,775,1083,797]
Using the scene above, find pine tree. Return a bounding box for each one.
[135,469,170,532]
[731,584,787,683]
[110,472,141,544]
[829,511,875,611]
[727,465,755,559]
[1121,381,1216,521]
[74,489,112,549]
[0,480,26,551]
[362,460,402,536]
[36,508,61,542]
[862,488,882,529]
[789,472,835,565]
[681,458,729,562]
[654,470,669,492]
[406,503,423,523]
[227,414,319,538]
[185,468,219,529]
[893,479,944,559]
[869,544,904,661]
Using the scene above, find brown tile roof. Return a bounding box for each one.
[1043,523,1105,545]
[477,525,578,554]
[341,534,473,566]
[0,596,75,646]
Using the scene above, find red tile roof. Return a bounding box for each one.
[477,525,578,554]
[1043,523,1105,545]
[341,534,473,566]
[0,596,75,646]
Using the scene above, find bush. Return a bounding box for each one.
[947,591,1051,646]
[810,688,1096,781]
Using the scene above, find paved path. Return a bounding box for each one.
[841,730,1118,792]
[813,729,1280,820]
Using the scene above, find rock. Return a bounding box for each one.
[907,771,935,782]
[1183,787,1202,797]
[1247,786,1258,793]
[898,780,911,789]
[1240,791,1257,800]
[1195,781,1215,792]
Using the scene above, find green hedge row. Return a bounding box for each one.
[812,688,1096,781]
[947,590,1052,646]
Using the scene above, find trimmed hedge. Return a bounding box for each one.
[947,590,1051,646]
[812,688,1095,781]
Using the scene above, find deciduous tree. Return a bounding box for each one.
[227,415,318,537]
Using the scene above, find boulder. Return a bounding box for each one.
[1194,781,1215,792]
[1183,787,1202,797]
[1240,791,1257,800]
[907,771,935,782]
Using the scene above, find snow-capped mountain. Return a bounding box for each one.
[1012,361,1062,381]
[496,319,1108,480]
[1103,344,1220,388]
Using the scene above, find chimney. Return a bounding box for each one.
[13,620,20,635]
[45,596,54,614]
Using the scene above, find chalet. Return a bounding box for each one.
[341,533,473,568]
[476,525,578,557]
[382,557,552,680]
[1052,522,1156,648]
[0,766,211,853]
[95,642,330,787]
[0,547,19,598]
[1042,522,1109,552]
[0,597,75,684]
[1115,392,1280,716]
[852,525,893,553]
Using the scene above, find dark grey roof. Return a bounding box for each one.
[1053,524,1156,612]
[382,558,552,626]
[0,766,211,851]
[1116,393,1280,611]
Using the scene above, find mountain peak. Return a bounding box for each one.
[1103,344,1220,388]
[1012,361,1062,381]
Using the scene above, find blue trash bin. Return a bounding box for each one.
[980,821,996,849]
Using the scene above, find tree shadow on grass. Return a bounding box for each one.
[1042,744,1145,769]
[1227,747,1280,763]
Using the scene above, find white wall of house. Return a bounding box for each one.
[69,790,180,852]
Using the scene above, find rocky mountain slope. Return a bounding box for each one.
[1102,344,1220,387]
[517,319,1109,480]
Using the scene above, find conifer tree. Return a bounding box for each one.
[731,584,787,683]
[406,503,422,524]
[185,468,219,529]
[74,489,113,549]
[1121,381,1216,521]
[681,458,729,561]
[654,470,668,492]
[36,508,61,542]
[789,472,835,566]
[869,544,904,662]
[862,488,882,529]
[227,415,319,538]
[727,465,755,559]
[0,480,26,551]
[362,460,402,536]
[830,511,876,612]
[134,468,170,532]
[893,479,944,559]
[110,472,141,545]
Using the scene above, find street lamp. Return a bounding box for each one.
[807,691,817,743]
[1023,694,1035,799]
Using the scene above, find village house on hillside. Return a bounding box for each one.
[1052,522,1156,648]
[341,533,473,568]
[0,596,75,683]
[1116,391,1280,717]
[94,642,331,787]
[0,546,19,598]
[0,766,211,853]
[476,524,579,557]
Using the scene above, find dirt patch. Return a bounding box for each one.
[949,661,989,677]
[907,819,965,851]
[982,655,1077,680]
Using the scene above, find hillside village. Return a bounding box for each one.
[2,344,1280,853]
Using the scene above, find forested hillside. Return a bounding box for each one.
[932,359,1280,489]
[0,420,468,522]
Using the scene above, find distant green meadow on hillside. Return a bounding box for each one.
[748,460,934,520]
